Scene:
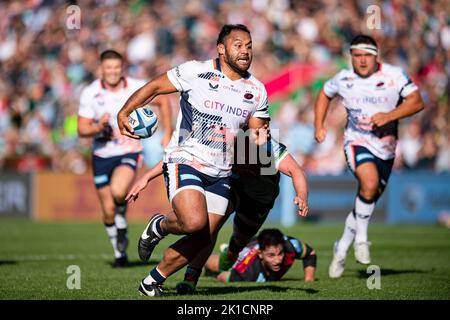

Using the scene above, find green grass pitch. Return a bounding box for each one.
[0,217,449,300]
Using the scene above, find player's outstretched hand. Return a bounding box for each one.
[117,112,141,139]
[125,176,149,203]
[314,127,327,143]
[294,196,309,217]
[371,112,392,128]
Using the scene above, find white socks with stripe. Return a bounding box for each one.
[114,201,128,231]
[114,214,127,229]
[354,194,375,243]
[336,211,357,257]
[104,223,124,258]
[336,194,375,256]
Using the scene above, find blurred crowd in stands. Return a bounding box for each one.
[0,0,449,175]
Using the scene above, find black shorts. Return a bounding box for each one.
[92,152,140,189]
[230,172,280,236]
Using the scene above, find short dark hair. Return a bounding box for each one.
[350,34,378,49]
[216,24,251,45]
[257,229,284,250]
[100,49,123,62]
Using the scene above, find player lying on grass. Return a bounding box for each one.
[126,136,309,295]
[204,228,316,283]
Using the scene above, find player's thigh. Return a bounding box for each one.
[172,188,209,232]
[110,165,137,199]
[204,175,231,218]
[96,185,115,216]
[355,161,380,191]
[345,145,380,192]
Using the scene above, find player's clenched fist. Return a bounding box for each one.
[371,112,392,128]
[97,113,113,141]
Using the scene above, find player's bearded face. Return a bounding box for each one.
[223,31,253,74]
[351,49,378,78]
[101,58,123,86]
[260,245,284,272]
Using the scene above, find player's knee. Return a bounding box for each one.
[359,179,379,199]
[110,186,126,202]
[179,216,208,234]
[102,202,115,217]
[102,211,115,224]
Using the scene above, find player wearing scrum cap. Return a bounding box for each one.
[313,35,424,278]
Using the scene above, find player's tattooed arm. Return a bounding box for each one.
[117,73,178,139]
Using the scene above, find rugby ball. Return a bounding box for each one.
[128,106,158,138]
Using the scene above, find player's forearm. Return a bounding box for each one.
[385,90,425,122]
[77,118,102,137]
[278,154,308,200]
[119,73,177,118]
[144,161,164,183]
[158,96,173,135]
[314,89,331,129]
[304,266,315,282]
[291,166,308,201]
[119,83,159,118]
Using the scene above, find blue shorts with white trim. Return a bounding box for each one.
[344,145,394,195]
[162,162,231,216]
[92,152,140,189]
